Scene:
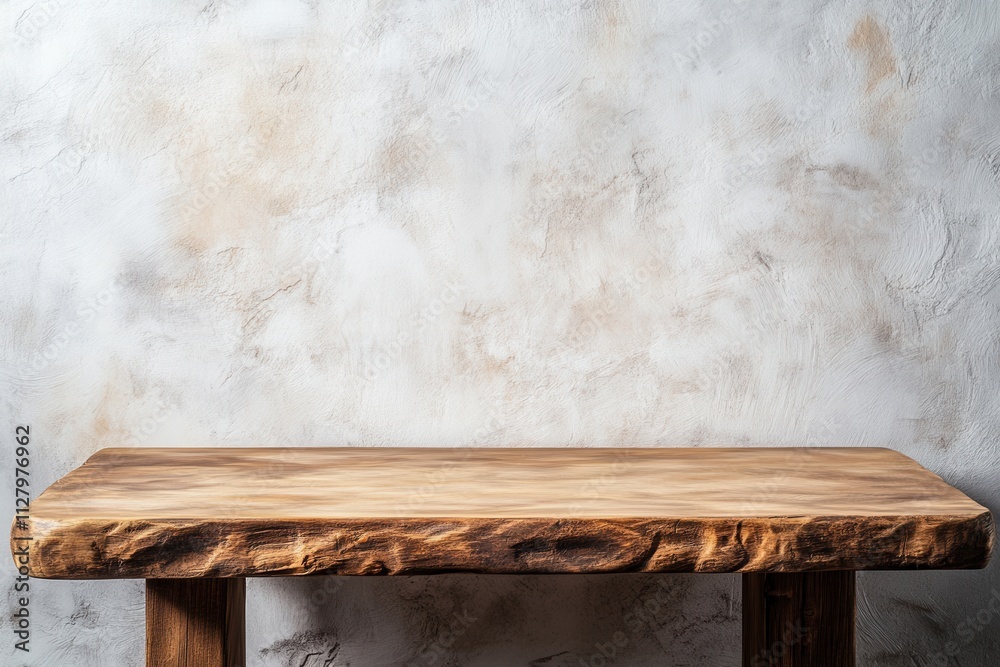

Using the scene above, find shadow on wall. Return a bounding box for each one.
[251,573,741,666]
[248,563,1000,666]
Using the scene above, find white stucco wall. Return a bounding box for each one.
[2,0,999,664]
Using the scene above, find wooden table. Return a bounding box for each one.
[11,447,994,666]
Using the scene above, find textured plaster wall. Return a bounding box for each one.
[2,0,1000,665]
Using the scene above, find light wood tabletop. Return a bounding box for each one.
[17,446,993,579]
[13,446,994,667]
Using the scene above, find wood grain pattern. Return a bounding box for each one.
[14,447,994,579]
[743,571,855,667]
[146,578,245,667]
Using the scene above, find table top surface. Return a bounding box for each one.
[15,447,994,578]
[27,446,990,519]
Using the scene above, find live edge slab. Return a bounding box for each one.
[11,447,995,667]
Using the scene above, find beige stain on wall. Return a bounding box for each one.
[847,15,897,94]
[845,13,911,146]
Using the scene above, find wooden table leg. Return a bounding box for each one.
[146,578,245,667]
[743,571,855,667]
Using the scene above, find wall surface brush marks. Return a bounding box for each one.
[2,0,999,664]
